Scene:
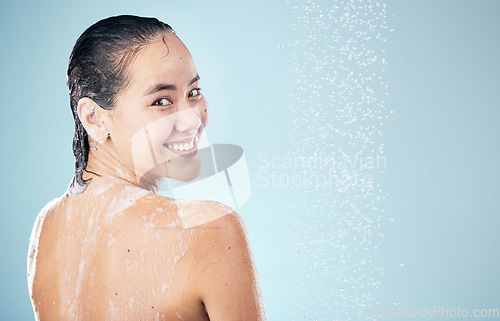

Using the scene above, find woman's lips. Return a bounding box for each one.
[163,136,199,158]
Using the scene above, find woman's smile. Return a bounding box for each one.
[164,135,199,158]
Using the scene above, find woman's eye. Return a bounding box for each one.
[189,88,202,98]
[152,98,172,106]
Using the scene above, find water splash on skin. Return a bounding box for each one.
[173,199,235,229]
[108,300,119,317]
[162,283,169,295]
[287,0,391,319]
[73,259,86,303]
[105,184,150,223]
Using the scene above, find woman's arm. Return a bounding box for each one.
[192,211,266,321]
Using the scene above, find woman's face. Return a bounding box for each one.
[105,33,208,183]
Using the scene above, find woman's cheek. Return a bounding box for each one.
[145,116,176,161]
[199,99,209,127]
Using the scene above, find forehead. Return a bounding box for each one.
[126,34,196,91]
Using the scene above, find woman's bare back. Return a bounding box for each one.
[28,177,262,320]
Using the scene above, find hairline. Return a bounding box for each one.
[111,31,176,107]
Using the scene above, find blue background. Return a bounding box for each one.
[0,0,498,320]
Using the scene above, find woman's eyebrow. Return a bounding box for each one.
[144,74,200,96]
[190,74,200,86]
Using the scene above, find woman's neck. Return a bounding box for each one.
[83,142,160,193]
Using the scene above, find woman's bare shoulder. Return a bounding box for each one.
[115,193,238,235]
[184,203,265,319]
[112,195,246,266]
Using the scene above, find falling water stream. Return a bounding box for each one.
[287,0,391,319]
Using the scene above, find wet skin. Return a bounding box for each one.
[27,34,265,320]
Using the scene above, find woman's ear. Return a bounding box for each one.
[77,97,109,143]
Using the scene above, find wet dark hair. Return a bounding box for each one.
[67,15,174,193]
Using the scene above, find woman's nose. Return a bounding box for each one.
[174,106,202,133]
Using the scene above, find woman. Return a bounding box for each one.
[27,15,265,320]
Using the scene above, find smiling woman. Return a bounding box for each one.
[26,15,265,321]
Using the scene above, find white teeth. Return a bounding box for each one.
[167,137,197,152]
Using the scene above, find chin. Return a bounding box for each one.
[171,165,201,182]
[164,155,202,182]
